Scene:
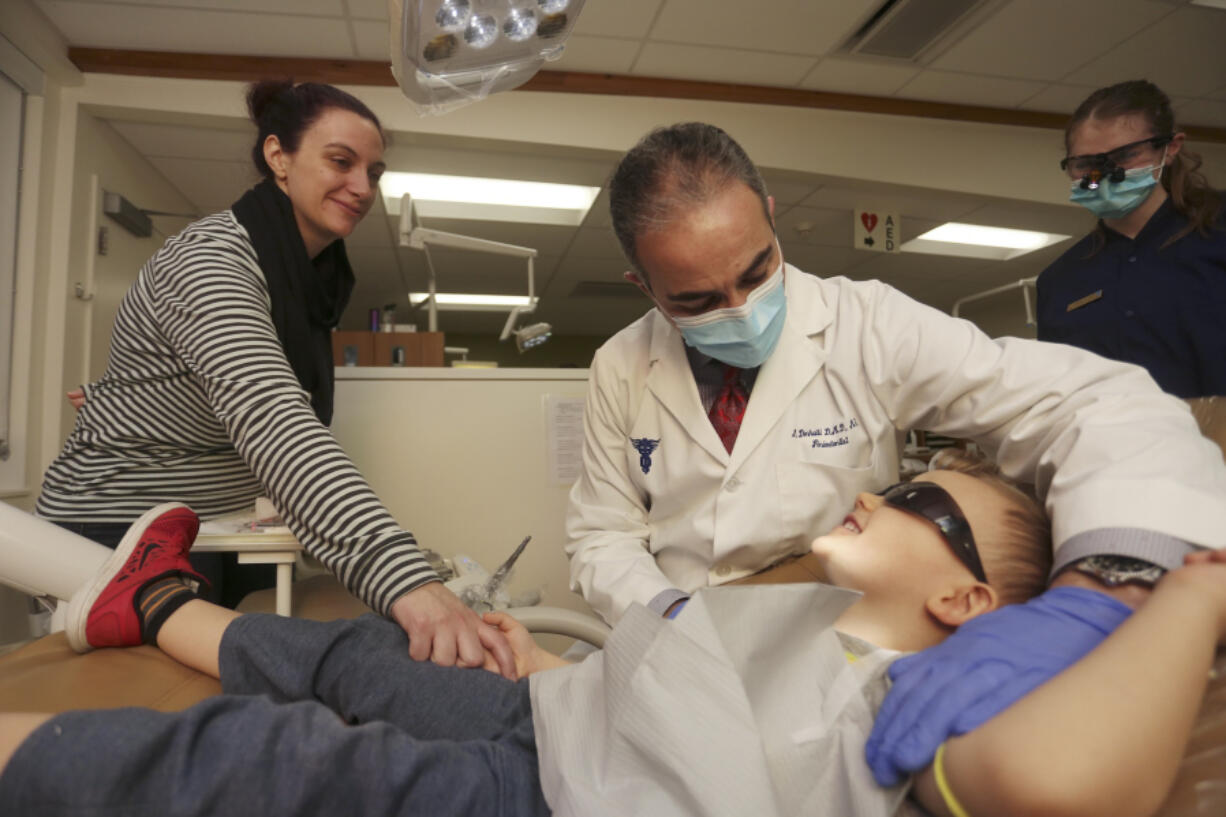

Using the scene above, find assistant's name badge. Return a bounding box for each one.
[1066,290,1103,312]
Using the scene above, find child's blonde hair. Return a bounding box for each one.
[929,450,1052,606]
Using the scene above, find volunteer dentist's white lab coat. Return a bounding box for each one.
[566,266,1226,624]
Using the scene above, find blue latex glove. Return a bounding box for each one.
[865,586,1132,786]
[665,598,689,619]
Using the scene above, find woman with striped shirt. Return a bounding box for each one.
[36,80,514,678]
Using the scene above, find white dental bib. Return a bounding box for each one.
[530,583,914,817]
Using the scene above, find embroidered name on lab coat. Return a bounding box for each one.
[791,417,858,448]
[631,437,661,474]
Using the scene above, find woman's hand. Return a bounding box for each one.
[389,582,517,680]
[66,388,86,410]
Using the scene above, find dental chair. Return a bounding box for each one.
[0,508,1221,817]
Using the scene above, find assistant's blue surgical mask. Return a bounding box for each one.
[1069,150,1166,220]
[669,257,787,369]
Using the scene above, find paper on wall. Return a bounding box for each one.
[545,395,586,486]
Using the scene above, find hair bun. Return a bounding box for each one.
[246,79,296,125]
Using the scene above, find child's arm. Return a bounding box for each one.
[913,549,1226,817]
[481,612,574,677]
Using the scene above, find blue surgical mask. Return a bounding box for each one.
[669,258,787,369]
[1069,153,1165,220]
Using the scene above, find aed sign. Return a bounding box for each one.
[854,209,900,253]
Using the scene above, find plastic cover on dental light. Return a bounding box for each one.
[389,0,587,115]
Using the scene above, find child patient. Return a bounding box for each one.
[0,455,1220,817]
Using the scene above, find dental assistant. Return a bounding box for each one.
[1037,79,1225,398]
[35,80,513,677]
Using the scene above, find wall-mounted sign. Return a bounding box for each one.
[854,209,899,253]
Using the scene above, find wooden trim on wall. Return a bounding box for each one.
[67,48,1226,143]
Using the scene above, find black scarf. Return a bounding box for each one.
[231,179,354,426]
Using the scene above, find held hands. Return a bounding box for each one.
[481,611,553,678]
[389,581,517,681]
[865,585,1133,786]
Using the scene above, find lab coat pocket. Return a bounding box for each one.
[775,453,880,545]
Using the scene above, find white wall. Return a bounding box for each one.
[331,368,594,622]
[58,110,196,442]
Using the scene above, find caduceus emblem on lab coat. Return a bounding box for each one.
[630,437,660,474]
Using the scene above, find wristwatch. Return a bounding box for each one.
[1073,555,1166,588]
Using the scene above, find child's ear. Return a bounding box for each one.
[926,582,998,628]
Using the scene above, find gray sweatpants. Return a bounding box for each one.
[0,614,550,817]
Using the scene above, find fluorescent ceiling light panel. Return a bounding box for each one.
[409,292,532,311]
[383,172,600,226]
[901,222,1071,261]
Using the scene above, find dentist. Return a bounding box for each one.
[564,122,1226,781]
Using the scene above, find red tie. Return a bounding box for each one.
[709,365,748,453]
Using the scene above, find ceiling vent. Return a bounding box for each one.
[845,0,992,61]
[570,281,642,298]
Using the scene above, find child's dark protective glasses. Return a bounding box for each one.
[877,481,989,584]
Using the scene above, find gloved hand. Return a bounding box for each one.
[865,586,1132,786]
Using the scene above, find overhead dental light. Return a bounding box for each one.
[399,194,549,351]
[389,0,589,114]
[512,321,552,352]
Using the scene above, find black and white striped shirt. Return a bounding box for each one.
[37,212,438,614]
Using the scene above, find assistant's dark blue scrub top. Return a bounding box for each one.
[1036,199,1226,399]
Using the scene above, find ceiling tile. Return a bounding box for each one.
[897,217,944,243]
[895,70,1047,108]
[1017,83,1099,114]
[774,205,852,248]
[567,226,623,259]
[649,0,879,57]
[352,19,390,60]
[37,1,356,58]
[345,0,388,20]
[1174,98,1226,129]
[573,0,664,39]
[549,35,641,74]
[758,170,823,206]
[799,57,919,96]
[631,42,815,87]
[800,184,986,224]
[109,121,253,162]
[147,156,258,212]
[1064,6,1226,98]
[929,0,1171,82]
[582,190,613,228]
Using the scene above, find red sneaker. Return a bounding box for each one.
[66,503,207,653]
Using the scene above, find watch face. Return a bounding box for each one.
[1076,555,1165,587]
